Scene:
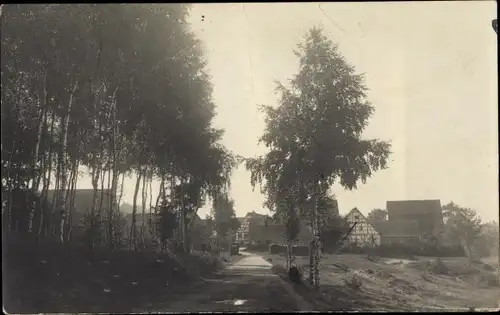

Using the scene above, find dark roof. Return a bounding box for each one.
[245,211,268,218]
[386,199,442,217]
[373,220,420,237]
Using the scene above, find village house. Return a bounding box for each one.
[244,198,341,246]
[372,199,444,245]
[234,211,269,244]
[344,208,381,247]
[372,219,421,245]
[248,220,312,246]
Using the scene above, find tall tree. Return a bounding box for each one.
[211,194,240,245]
[1,4,237,253]
[442,202,483,267]
[246,26,391,290]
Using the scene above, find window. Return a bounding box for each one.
[359,225,363,231]
[354,215,359,221]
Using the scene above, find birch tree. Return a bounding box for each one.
[246,26,391,290]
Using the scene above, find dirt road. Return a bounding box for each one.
[153,251,314,312]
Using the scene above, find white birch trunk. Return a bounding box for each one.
[56,81,78,243]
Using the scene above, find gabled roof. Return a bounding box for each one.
[245,211,268,218]
[345,207,368,221]
[387,199,442,217]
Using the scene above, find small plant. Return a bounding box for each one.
[344,274,362,290]
[427,257,450,275]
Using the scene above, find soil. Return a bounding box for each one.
[259,252,499,311]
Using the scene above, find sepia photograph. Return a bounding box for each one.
[1,2,498,313]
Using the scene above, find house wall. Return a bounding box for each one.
[235,218,250,243]
[380,235,421,246]
[387,200,444,237]
[345,208,381,247]
[248,221,312,245]
[235,212,268,244]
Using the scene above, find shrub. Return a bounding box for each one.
[477,272,499,287]
[269,243,286,254]
[427,258,450,275]
[344,274,362,290]
[482,263,495,271]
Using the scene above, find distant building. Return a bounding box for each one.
[248,220,312,246]
[386,199,444,237]
[372,220,421,246]
[235,211,269,244]
[344,208,381,247]
[369,199,445,246]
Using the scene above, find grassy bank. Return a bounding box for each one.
[3,241,224,313]
[262,252,499,311]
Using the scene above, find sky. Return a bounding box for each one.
[74,2,498,222]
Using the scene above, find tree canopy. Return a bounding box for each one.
[367,208,388,222]
[442,202,483,266]
[210,194,240,240]
[1,4,236,250]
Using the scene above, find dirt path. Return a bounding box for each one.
[153,251,314,312]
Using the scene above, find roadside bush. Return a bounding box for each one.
[269,243,286,254]
[481,263,495,271]
[180,250,223,276]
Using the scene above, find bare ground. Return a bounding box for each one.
[260,252,499,312]
[154,251,314,312]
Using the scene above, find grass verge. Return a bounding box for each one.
[3,241,224,313]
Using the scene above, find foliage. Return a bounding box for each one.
[211,194,240,239]
[367,208,388,222]
[155,202,178,245]
[1,4,236,250]
[442,202,483,266]
[475,221,498,258]
[245,26,391,289]
[320,214,350,250]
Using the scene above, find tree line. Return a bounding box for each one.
[1,4,237,252]
[366,204,499,266]
[3,5,398,291]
